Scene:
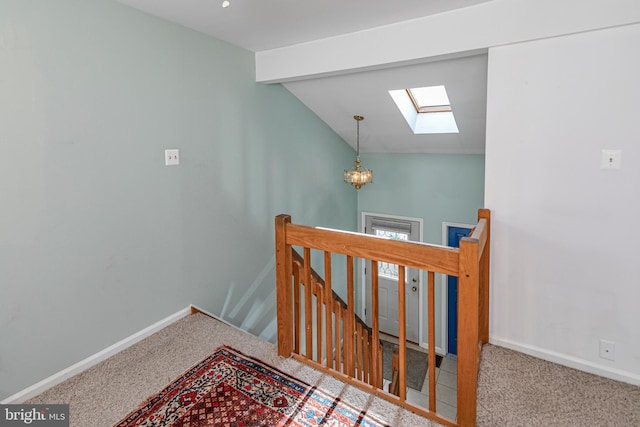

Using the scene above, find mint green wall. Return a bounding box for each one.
[0,0,355,400]
[356,153,485,350]
[357,154,485,238]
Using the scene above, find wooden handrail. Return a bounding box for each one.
[275,209,491,427]
[286,224,460,275]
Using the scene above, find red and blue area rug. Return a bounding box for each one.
[114,345,390,426]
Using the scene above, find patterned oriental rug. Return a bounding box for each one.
[114,346,390,427]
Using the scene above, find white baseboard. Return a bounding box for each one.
[1,306,192,404]
[189,305,244,333]
[490,336,640,386]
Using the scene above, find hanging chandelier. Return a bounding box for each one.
[344,115,373,190]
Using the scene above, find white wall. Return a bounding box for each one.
[485,24,640,383]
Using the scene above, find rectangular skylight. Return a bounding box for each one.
[407,86,453,113]
[389,85,459,134]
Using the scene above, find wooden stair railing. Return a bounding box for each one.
[389,348,400,396]
[275,209,491,427]
[290,249,383,388]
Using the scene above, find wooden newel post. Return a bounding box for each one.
[478,208,491,344]
[275,215,293,357]
[457,236,480,427]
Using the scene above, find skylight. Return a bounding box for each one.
[407,86,453,113]
[389,85,459,134]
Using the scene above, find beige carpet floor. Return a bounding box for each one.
[476,344,640,426]
[26,313,437,426]
[25,313,639,426]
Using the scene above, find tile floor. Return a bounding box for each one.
[405,353,458,421]
[380,334,458,421]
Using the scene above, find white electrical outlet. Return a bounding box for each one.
[165,149,180,166]
[599,339,615,361]
[600,149,621,170]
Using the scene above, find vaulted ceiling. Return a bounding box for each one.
[115,0,491,153]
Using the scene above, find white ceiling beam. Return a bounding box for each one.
[256,0,640,83]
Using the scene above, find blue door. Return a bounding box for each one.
[447,226,473,355]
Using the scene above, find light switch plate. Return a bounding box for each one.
[600,149,621,170]
[165,149,180,166]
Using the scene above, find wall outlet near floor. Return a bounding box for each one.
[599,339,615,361]
[165,149,180,166]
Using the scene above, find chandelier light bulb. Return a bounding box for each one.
[222,0,230,8]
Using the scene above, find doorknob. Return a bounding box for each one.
[412,278,417,283]
[412,286,417,292]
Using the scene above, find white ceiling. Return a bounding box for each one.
[114,0,490,154]
[115,0,491,52]
[284,54,487,154]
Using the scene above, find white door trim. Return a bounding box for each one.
[441,221,475,355]
[360,212,424,344]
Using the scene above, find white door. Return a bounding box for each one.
[363,214,421,343]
